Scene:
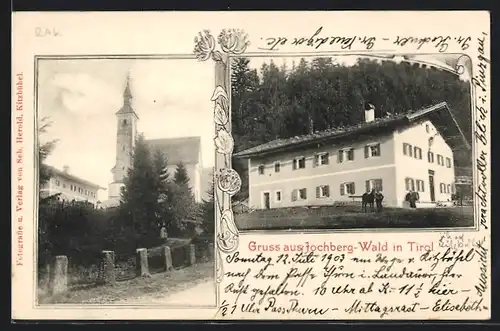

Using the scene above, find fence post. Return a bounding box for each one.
[162,246,173,272]
[98,250,116,285]
[186,244,196,266]
[136,248,150,277]
[49,255,68,295]
[207,243,214,259]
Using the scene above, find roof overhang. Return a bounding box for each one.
[234,102,471,159]
[405,102,471,151]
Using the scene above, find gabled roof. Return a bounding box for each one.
[45,165,106,190]
[146,136,202,165]
[234,102,470,159]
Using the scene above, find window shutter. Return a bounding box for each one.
[292,160,297,170]
[340,184,345,196]
[351,183,356,194]
[303,188,307,199]
[364,146,369,158]
[324,154,329,165]
[338,150,343,163]
[377,179,383,191]
[325,185,330,197]
[405,178,409,191]
[377,144,381,156]
[403,144,407,155]
[421,181,424,192]
[316,186,320,198]
[313,155,318,167]
[365,180,370,192]
[292,189,297,201]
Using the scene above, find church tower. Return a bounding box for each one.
[108,74,139,200]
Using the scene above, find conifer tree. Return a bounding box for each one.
[120,134,159,242]
[200,172,215,236]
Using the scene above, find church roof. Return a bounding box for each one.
[146,136,202,165]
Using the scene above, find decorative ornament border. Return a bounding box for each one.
[193,29,250,282]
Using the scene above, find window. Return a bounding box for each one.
[291,188,307,201]
[366,179,383,192]
[314,153,329,166]
[403,143,413,157]
[447,184,451,194]
[340,182,355,196]
[56,180,61,186]
[446,157,452,168]
[338,148,354,163]
[299,188,307,200]
[123,119,127,125]
[62,183,66,189]
[274,162,281,173]
[405,178,415,191]
[416,180,425,192]
[440,183,446,193]
[275,190,282,202]
[414,147,422,160]
[365,144,381,158]
[258,165,265,175]
[428,151,434,163]
[316,185,330,198]
[426,124,430,133]
[437,154,444,166]
[293,157,306,170]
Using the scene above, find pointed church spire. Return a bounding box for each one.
[115,70,139,118]
[123,72,132,105]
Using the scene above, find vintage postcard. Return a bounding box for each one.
[11,11,491,320]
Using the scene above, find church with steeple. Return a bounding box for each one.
[101,73,207,208]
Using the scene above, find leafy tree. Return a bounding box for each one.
[38,117,59,186]
[37,117,59,266]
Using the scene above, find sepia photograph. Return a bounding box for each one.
[231,54,474,231]
[36,57,217,306]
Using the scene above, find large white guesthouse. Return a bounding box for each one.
[234,102,470,209]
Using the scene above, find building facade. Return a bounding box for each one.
[235,102,470,209]
[40,165,104,205]
[104,75,203,207]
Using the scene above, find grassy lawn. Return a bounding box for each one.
[235,205,474,231]
[38,261,214,305]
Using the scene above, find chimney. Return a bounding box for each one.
[364,102,375,123]
[63,165,70,173]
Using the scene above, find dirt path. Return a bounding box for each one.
[117,279,216,306]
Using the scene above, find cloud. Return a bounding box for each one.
[52,72,123,116]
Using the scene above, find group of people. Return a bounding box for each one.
[405,189,420,208]
[368,189,421,211]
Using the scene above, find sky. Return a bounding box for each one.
[38,58,215,200]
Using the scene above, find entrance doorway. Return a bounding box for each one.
[263,192,271,209]
[428,170,435,202]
